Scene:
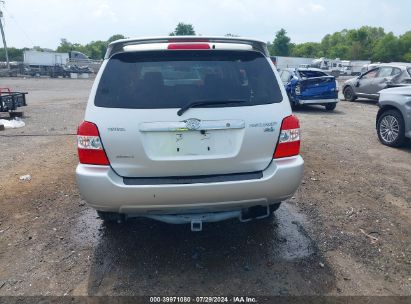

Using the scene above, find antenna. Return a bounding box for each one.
[0,0,10,70]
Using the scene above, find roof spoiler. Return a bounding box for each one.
[105,36,269,59]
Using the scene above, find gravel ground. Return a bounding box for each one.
[0,77,410,296]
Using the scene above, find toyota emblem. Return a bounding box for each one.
[185,118,201,130]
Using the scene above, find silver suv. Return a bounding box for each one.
[76,37,304,230]
[376,86,411,147]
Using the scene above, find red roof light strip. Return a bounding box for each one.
[167,43,211,50]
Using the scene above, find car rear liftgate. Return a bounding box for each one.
[90,49,285,178]
[299,76,337,100]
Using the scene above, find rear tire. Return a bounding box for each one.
[325,103,337,111]
[343,86,356,102]
[377,109,405,147]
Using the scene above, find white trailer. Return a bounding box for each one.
[271,56,315,69]
[351,60,371,75]
[311,57,343,71]
[339,60,371,76]
[23,50,69,67]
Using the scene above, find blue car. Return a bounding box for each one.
[279,68,339,111]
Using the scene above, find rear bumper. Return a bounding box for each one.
[297,98,339,105]
[76,156,304,215]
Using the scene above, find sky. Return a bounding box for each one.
[1,0,410,49]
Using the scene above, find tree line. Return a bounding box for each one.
[1,23,410,63]
[269,27,411,62]
[0,34,125,62]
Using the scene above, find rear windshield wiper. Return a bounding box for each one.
[177,99,248,116]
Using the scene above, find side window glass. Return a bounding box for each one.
[391,68,401,76]
[362,69,379,79]
[377,67,393,78]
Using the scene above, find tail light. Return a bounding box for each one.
[334,80,339,92]
[77,121,110,165]
[274,115,301,159]
[295,85,301,95]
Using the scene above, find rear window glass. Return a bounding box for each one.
[95,50,282,108]
[297,70,327,78]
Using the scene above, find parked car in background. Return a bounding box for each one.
[343,63,411,102]
[279,68,339,111]
[376,86,411,147]
[76,36,304,231]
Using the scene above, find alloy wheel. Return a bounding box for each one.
[379,115,400,143]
